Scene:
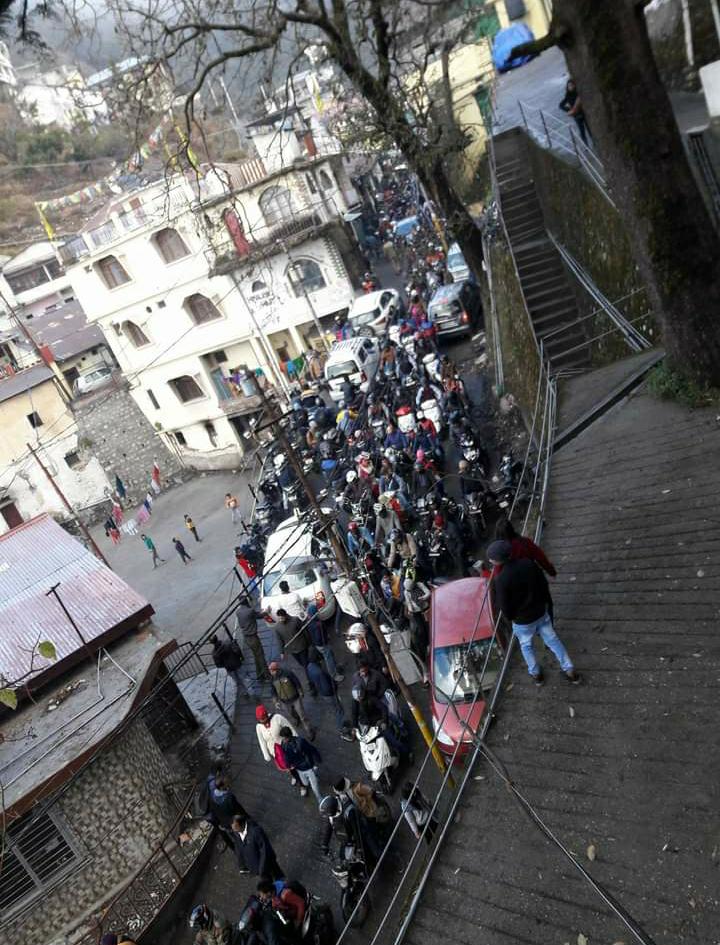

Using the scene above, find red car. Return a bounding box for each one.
[429,577,503,757]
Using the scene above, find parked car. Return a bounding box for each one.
[324,337,380,402]
[446,242,472,284]
[347,289,402,337]
[429,577,502,756]
[261,511,337,620]
[428,280,482,340]
[73,366,113,395]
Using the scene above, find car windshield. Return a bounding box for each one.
[350,308,381,326]
[326,360,358,379]
[448,250,465,269]
[433,638,500,703]
[263,562,318,596]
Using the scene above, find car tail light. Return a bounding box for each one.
[461,311,469,323]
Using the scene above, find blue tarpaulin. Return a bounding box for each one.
[492,23,536,73]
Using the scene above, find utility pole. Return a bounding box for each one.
[27,442,109,566]
[250,381,449,779]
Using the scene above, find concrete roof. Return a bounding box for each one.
[0,361,54,404]
[3,241,57,274]
[0,629,174,816]
[0,514,154,696]
[25,301,106,362]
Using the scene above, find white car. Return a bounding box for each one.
[347,288,402,337]
[324,337,380,403]
[447,242,472,284]
[73,366,114,395]
[261,511,337,620]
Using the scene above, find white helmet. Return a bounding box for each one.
[273,454,286,469]
[346,470,358,483]
[346,622,367,653]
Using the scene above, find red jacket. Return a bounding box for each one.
[492,536,556,578]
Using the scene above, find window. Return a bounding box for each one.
[174,431,187,446]
[205,421,218,446]
[27,411,43,428]
[122,320,150,348]
[45,258,63,279]
[169,375,205,403]
[184,294,222,325]
[147,389,160,409]
[5,266,50,294]
[287,259,326,297]
[259,186,296,226]
[96,255,130,289]
[0,810,79,914]
[158,300,167,309]
[306,174,317,194]
[64,450,80,468]
[318,169,333,190]
[154,227,190,264]
[210,349,228,364]
[250,280,267,293]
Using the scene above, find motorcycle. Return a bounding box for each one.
[331,846,370,927]
[462,491,490,542]
[356,724,399,793]
[460,434,487,473]
[419,398,443,435]
[395,404,416,435]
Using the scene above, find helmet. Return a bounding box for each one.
[389,527,403,542]
[335,315,342,324]
[319,795,341,817]
[273,454,286,469]
[351,686,364,701]
[255,705,269,723]
[372,502,383,514]
[364,271,372,280]
[338,399,346,410]
[348,521,359,532]
[346,470,358,483]
[433,513,444,527]
[359,451,371,462]
[309,420,318,430]
[416,449,425,461]
[416,410,425,420]
[367,394,375,405]
[347,622,367,639]
[458,459,469,472]
[190,905,211,930]
[354,430,363,439]
[411,291,419,300]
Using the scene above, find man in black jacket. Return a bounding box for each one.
[279,727,323,802]
[488,540,581,687]
[211,634,256,696]
[204,774,246,850]
[230,814,285,879]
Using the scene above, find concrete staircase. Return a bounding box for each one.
[493,132,591,373]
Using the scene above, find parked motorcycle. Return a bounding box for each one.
[356,724,399,793]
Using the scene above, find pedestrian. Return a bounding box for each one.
[190,904,231,945]
[493,516,557,576]
[279,726,323,803]
[271,580,305,618]
[403,577,431,683]
[230,814,284,880]
[225,492,239,525]
[211,634,256,697]
[559,78,591,145]
[255,704,301,792]
[172,536,192,564]
[202,772,247,850]
[400,782,438,844]
[305,651,347,730]
[143,494,153,516]
[274,609,315,691]
[487,540,581,687]
[235,598,271,681]
[234,548,259,599]
[268,661,315,739]
[185,513,201,542]
[111,500,124,525]
[141,533,164,568]
[306,602,343,681]
[114,474,127,501]
[109,525,121,546]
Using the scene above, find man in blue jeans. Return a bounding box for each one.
[488,540,581,687]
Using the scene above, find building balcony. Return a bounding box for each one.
[218,390,263,417]
[209,211,328,276]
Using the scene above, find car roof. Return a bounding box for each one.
[431,577,494,646]
[326,337,376,360]
[264,513,314,566]
[349,290,385,315]
[430,281,466,303]
[447,242,463,256]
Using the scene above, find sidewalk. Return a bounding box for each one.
[405,386,720,945]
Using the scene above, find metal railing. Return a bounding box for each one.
[516,98,614,207]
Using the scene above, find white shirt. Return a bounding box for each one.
[256,713,298,762]
[270,590,305,619]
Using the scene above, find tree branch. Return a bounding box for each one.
[510,23,567,59]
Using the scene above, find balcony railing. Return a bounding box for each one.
[209,210,327,275]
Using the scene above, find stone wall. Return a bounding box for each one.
[485,237,543,419]
[527,142,659,364]
[5,722,178,945]
[646,0,720,91]
[72,382,185,508]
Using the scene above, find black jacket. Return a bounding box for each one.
[233,819,280,876]
[212,639,244,671]
[282,735,322,772]
[207,778,246,828]
[493,557,552,625]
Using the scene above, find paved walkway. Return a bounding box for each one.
[406,386,720,945]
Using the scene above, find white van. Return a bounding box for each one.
[324,337,380,402]
[261,511,337,619]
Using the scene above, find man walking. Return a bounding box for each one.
[488,539,581,686]
[306,652,347,731]
[279,726,323,803]
[269,661,315,739]
[230,814,284,880]
[141,533,165,568]
[202,772,246,850]
[235,597,271,682]
[306,602,343,682]
[185,513,202,542]
[274,609,315,692]
[225,492,239,525]
[172,536,193,564]
[255,705,301,790]
[211,634,256,697]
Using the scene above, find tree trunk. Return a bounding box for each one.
[553,0,720,386]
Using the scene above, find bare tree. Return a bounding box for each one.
[512,1,720,387]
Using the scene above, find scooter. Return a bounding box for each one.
[419,398,443,435]
[356,724,399,793]
[395,404,417,434]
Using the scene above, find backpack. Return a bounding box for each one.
[274,742,290,771]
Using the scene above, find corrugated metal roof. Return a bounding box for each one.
[0,363,54,404]
[0,515,153,691]
[25,301,106,362]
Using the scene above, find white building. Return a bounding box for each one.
[58,125,364,469]
[15,64,108,128]
[0,40,17,93]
